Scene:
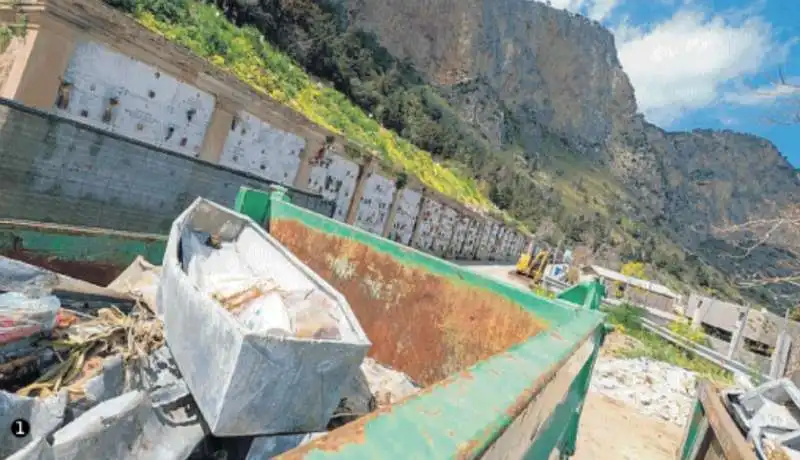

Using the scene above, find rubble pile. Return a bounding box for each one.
[0,199,419,460]
[727,378,800,459]
[590,357,697,426]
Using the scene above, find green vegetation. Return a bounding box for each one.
[621,261,648,279]
[603,304,733,384]
[667,318,708,346]
[0,3,28,54]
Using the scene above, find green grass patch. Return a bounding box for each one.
[603,304,733,384]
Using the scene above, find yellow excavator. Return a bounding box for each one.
[515,242,552,285]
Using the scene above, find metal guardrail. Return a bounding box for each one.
[544,277,773,380]
[542,275,571,292]
[637,317,771,381]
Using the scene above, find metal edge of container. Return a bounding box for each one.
[279,314,604,459]
[237,186,608,459]
[0,219,167,285]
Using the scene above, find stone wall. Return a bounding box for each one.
[0,0,530,261]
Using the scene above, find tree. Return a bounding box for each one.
[711,204,800,289]
[620,261,648,279]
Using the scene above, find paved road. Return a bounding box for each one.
[455,262,530,290]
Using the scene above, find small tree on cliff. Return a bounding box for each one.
[711,204,800,289]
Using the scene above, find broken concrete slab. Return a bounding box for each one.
[330,357,421,429]
[7,345,208,460]
[50,390,206,460]
[0,256,133,305]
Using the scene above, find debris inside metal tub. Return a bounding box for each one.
[182,230,346,341]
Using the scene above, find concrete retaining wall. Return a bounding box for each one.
[0,101,333,232]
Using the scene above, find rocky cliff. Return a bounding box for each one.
[337,0,800,272]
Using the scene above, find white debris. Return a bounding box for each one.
[333,358,421,426]
[590,357,697,426]
[361,358,421,406]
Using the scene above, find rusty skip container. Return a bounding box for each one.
[0,185,607,459]
[158,197,371,436]
[234,185,607,459]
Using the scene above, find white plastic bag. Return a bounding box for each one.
[283,290,342,340]
[0,293,60,346]
[181,231,293,336]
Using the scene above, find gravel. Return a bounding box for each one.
[590,357,697,426]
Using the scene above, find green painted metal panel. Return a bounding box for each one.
[557,280,607,311]
[0,220,166,285]
[680,400,705,460]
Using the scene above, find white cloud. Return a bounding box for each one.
[614,6,793,125]
[723,81,800,106]
[543,0,622,21]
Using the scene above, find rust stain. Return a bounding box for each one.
[1,249,123,286]
[458,370,475,380]
[455,439,483,460]
[278,407,380,458]
[271,220,547,386]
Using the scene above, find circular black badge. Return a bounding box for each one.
[10,418,30,438]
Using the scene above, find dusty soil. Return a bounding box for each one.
[576,331,683,460]
[599,330,643,357]
[574,392,684,460]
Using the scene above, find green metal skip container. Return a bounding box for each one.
[0,185,607,459]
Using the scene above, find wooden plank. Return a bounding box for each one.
[696,380,757,460]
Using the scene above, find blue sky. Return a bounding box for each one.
[546,0,800,165]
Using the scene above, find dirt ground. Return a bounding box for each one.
[574,392,684,460]
[575,332,684,459]
[455,263,685,459]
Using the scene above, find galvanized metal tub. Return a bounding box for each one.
[158,198,371,436]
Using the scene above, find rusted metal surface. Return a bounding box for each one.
[270,219,547,386]
[1,249,123,286]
